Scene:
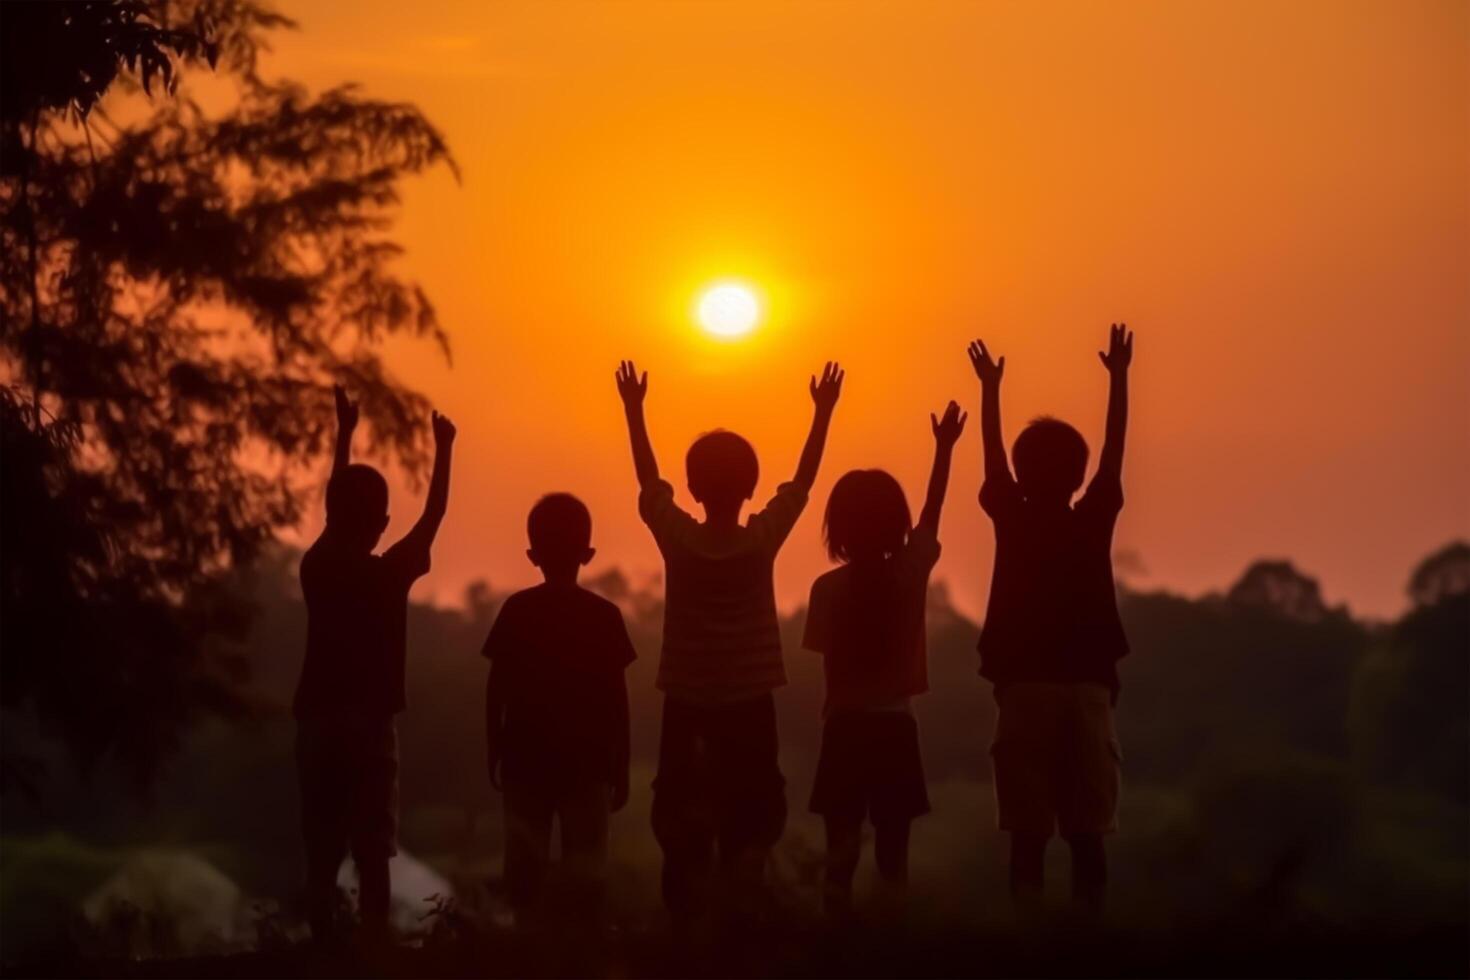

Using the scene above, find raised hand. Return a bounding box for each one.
[431,410,457,447]
[967,340,1005,386]
[809,361,844,413]
[1098,322,1134,375]
[333,384,359,432]
[930,400,968,449]
[616,360,648,408]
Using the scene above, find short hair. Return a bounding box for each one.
[1012,417,1089,498]
[686,430,759,504]
[326,464,389,524]
[527,493,592,560]
[824,469,912,563]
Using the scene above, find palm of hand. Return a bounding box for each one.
[967,340,1004,383]
[810,361,844,409]
[616,360,647,404]
[1099,322,1133,372]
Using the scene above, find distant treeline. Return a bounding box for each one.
[1,543,1465,955]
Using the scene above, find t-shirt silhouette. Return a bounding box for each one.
[295,533,431,719]
[978,471,1129,694]
[803,526,941,715]
[639,479,807,704]
[481,583,636,790]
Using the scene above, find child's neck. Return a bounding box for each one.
[700,502,744,531]
[539,568,581,588]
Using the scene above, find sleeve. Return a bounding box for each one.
[978,474,1022,521]
[802,577,832,654]
[381,533,432,586]
[637,479,697,552]
[904,523,943,573]
[605,603,637,670]
[480,597,520,662]
[747,481,810,553]
[1077,470,1124,520]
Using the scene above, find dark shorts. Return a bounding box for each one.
[991,682,1120,838]
[651,694,787,860]
[296,713,399,864]
[810,711,930,824]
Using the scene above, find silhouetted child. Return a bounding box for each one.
[482,493,635,920]
[969,325,1134,916]
[615,359,843,930]
[295,386,456,942]
[804,401,967,915]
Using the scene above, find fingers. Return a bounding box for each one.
[968,340,1002,378]
[616,360,646,392]
[930,412,939,433]
[811,361,845,395]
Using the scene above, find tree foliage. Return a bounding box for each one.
[1407,540,1470,610]
[1227,559,1333,623]
[0,0,455,786]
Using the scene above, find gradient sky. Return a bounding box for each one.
[264,0,1467,620]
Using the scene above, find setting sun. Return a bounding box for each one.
[696,282,761,338]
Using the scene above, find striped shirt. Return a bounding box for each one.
[639,479,808,704]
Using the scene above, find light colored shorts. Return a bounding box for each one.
[991,682,1120,838]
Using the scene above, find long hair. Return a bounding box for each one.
[823,469,912,563]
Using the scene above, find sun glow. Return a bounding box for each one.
[696,282,761,338]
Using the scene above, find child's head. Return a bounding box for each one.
[326,463,390,551]
[685,430,759,511]
[1012,416,1089,503]
[824,469,912,563]
[526,492,595,579]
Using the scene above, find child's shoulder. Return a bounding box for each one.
[573,584,622,613]
[810,564,851,599]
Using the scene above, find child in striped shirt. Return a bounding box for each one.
[615,359,843,930]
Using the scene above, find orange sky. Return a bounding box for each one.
[266,0,1467,620]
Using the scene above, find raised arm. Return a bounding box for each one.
[330,384,358,481]
[1095,323,1133,481]
[917,400,967,536]
[401,411,456,548]
[793,361,844,490]
[967,340,1011,482]
[616,360,660,488]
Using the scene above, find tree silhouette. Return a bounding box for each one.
[1407,540,1470,610]
[1227,560,1333,623]
[0,0,456,788]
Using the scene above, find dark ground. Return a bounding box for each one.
[12,917,1468,979]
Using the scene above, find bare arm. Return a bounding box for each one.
[917,400,967,536]
[616,360,660,488]
[402,411,456,548]
[485,660,507,790]
[1096,323,1133,481]
[330,385,358,481]
[967,340,1011,482]
[793,361,844,490]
